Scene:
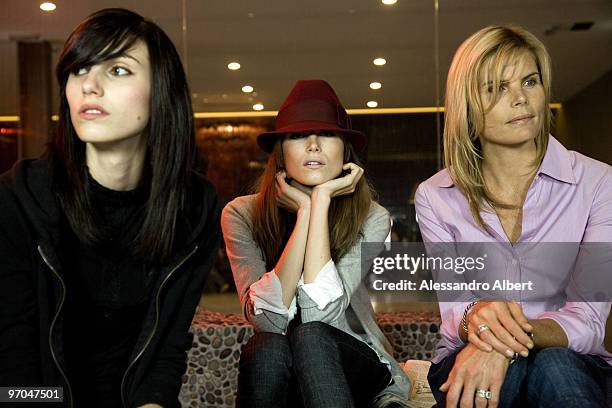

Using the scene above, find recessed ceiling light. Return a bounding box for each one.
[367,101,378,108]
[253,103,264,111]
[242,85,254,93]
[369,82,382,90]
[226,125,234,132]
[40,2,57,11]
[227,62,241,70]
[373,58,386,66]
[382,0,397,5]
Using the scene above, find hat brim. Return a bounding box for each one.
[257,121,366,153]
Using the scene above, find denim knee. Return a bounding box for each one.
[290,321,336,350]
[529,347,587,389]
[527,347,607,407]
[530,347,584,372]
[239,331,292,373]
[291,321,331,338]
[237,332,295,408]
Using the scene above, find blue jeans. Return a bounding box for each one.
[427,347,612,407]
[236,321,392,408]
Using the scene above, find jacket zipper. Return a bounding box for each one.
[37,245,73,408]
[120,245,199,407]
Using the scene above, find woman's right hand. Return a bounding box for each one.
[466,301,534,359]
[276,171,311,212]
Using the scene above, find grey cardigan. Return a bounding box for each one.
[221,194,412,406]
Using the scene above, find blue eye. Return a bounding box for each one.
[111,66,131,76]
[524,78,538,87]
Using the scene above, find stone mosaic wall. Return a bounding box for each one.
[180,309,441,408]
[180,311,253,407]
[376,311,441,362]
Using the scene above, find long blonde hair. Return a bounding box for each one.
[251,137,373,269]
[444,25,552,232]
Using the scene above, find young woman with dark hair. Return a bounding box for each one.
[222,80,411,408]
[0,8,220,408]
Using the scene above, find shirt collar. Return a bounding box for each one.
[537,135,577,184]
[436,135,576,188]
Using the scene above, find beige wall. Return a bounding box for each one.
[554,69,612,165]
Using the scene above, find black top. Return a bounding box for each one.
[62,173,156,407]
[0,157,221,408]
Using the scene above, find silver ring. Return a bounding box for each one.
[475,389,492,399]
[477,324,490,335]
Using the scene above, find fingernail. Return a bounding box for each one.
[520,350,529,357]
[486,345,493,352]
[506,349,514,358]
[527,341,534,349]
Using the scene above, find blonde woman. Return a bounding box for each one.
[415,26,611,407]
[222,80,411,407]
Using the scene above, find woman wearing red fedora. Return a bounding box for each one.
[221,80,411,407]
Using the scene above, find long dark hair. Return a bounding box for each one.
[52,8,195,264]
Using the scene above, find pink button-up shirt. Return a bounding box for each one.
[415,136,612,364]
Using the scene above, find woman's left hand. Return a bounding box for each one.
[466,300,533,359]
[440,343,509,408]
[312,163,364,199]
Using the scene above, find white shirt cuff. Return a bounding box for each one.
[298,260,344,310]
[249,270,297,321]
[385,218,393,250]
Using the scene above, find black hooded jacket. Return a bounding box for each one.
[0,157,221,408]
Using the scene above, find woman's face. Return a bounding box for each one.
[479,51,546,147]
[281,132,344,186]
[66,41,151,148]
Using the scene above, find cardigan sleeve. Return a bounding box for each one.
[221,198,294,334]
[298,203,391,324]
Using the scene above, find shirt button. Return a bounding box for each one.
[512,259,518,266]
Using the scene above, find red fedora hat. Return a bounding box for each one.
[257,80,366,153]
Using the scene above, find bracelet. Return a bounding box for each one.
[461,301,479,338]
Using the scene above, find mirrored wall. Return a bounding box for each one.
[1,0,611,239]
